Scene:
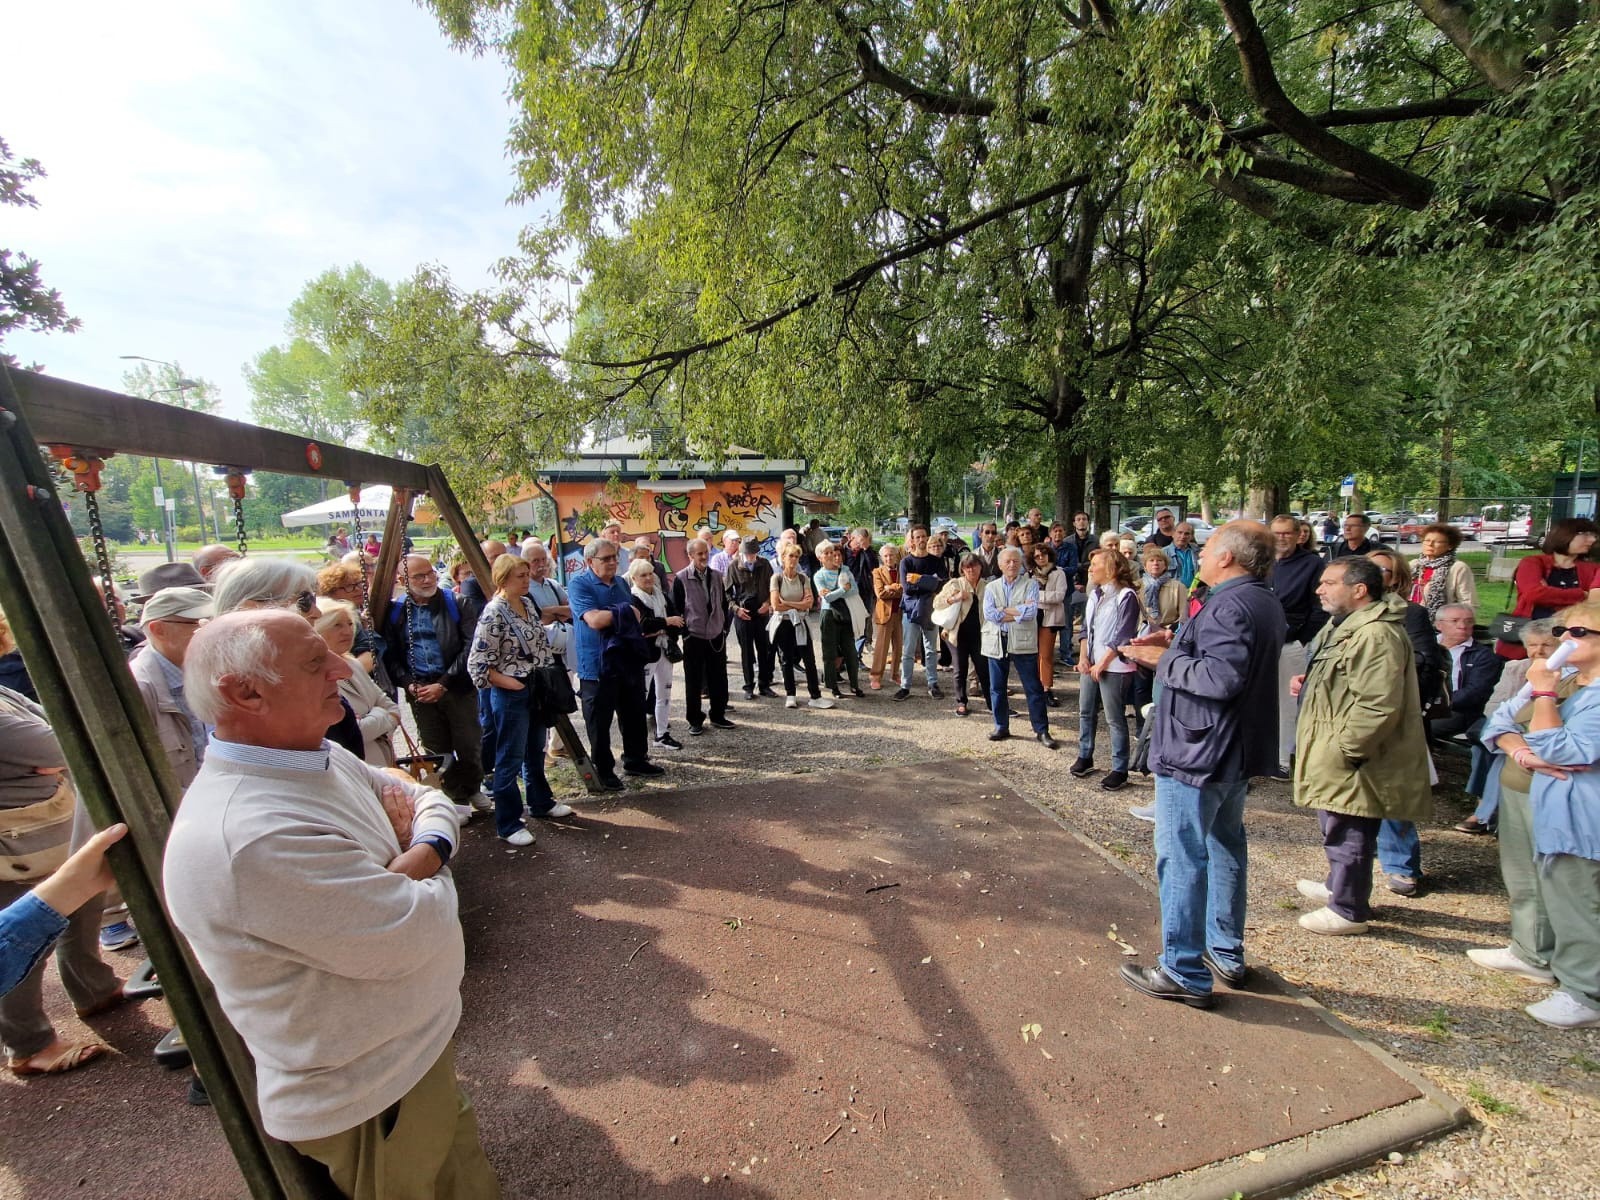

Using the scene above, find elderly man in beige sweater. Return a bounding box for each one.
[164,610,498,1200]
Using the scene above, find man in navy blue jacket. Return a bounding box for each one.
[894,526,948,700]
[1267,515,1329,776]
[1118,521,1285,1008]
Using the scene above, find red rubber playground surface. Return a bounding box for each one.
[3,759,1438,1198]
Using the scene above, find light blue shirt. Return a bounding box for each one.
[205,737,331,772]
[150,646,207,766]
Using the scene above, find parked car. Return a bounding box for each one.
[1396,518,1431,543]
[931,516,959,536]
[1183,518,1217,545]
[1450,514,1483,536]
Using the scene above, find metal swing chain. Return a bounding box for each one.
[47,447,117,624]
[224,470,251,557]
[347,483,371,607]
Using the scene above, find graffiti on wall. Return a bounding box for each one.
[551,478,786,577]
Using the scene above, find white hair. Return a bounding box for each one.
[211,558,318,616]
[624,557,657,583]
[312,597,359,634]
[585,538,616,561]
[184,613,285,724]
[521,537,547,559]
[998,546,1025,566]
[1437,604,1475,621]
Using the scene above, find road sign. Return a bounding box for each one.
[1340,475,1356,498]
[164,498,177,513]
[152,486,164,505]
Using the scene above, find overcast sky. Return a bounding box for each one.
[3,0,533,419]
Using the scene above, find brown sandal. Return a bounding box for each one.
[8,1040,111,1076]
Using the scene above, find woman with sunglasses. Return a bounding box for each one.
[211,558,366,760]
[1474,605,1600,1029]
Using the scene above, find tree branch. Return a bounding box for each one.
[582,171,1091,372]
[845,18,1053,125]
[1411,0,1532,93]
[1227,95,1491,142]
[1217,0,1437,208]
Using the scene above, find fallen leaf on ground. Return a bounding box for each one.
[920,956,932,965]
[1021,1023,1042,1043]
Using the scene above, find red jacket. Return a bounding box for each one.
[1497,554,1600,659]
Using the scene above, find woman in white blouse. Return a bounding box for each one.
[467,554,572,846]
[314,599,400,767]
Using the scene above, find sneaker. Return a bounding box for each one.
[892,688,911,701]
[928,684,944,699]
[831,687,844,699]
[500,829,535,847]
[758,687,780,699]
[1068,757,1094,778]
[785,695,799,709]
[743,687,756,700]
[807,697,835,710]
[468,791,495,814]
[1128,803,1156,824]
[186,1075,211,1107]
[1385,874,1418,897]
[1296,879,1332,905]
[1525,990,1600,1029]
[99,921,139,952]
[687,724,706,737]
[536,803,575,819]
[709,717,737,729]
[850,686,865,698]
[1100,770,1128,791]
[453,802,475,821]
[597,775,627,792]
[1298,906,1369,935]
[1466,946,1556,984]
[655,733,684,750]
[1454,816,1495,835]
[624,762,666,777]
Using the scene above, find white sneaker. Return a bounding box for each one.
[539,803,575,819]
[1298,906,1369,935]
[1467,946,1556,984]
[808,697,835,710]
[1525,990,1600,1029]
[1296,878,1332,905]
[500,828,535,847]
[1128,804,1156,824]
[453,802,475,822]
[785,695,799,709]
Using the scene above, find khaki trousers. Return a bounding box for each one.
[869,619,902,686]
[292,1042,499,1200]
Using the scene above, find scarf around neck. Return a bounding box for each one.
[1413,553,1455,620]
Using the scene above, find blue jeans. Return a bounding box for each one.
[486,686,556,838]
[1377,820,1421,879]
[988,653,1049,735]
[900,618,938,691]
[478,688,497,781]
[1154,775,1249,996]
[1078,670,1131,771]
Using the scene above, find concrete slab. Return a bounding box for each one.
[0,758,1461,1199]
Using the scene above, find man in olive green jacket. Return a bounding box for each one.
[1291,558,1431,934]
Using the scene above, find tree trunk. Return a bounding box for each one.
[1246,483,1286,520]
[1436,419,1454,522]
[1089,457,1113,531]
[1198,487,1214,524]
[906,461,932,529]
[1064,450,1087,519]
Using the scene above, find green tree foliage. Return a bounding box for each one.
[372,1,1599,514]
[1,137,80,369]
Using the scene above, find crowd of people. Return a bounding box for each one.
[3,507,1599,1198]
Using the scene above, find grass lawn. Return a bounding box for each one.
[1456,549,1529,625]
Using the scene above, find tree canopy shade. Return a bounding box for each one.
[354,0,1600,520]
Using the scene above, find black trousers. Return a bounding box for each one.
[581,670,650,779]
[683,636,730,727]
[1319,810,1382,922]
[733,614,775,691]
[410,686,483,800]
[952,627,990,706]
[773,619,821,699]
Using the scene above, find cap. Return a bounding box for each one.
[136,561,207,599]
[139,586,213,626]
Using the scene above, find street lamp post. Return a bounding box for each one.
[121,355,207,559]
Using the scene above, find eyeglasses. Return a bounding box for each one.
[294,590,317,614]
[1553,626,1597,638]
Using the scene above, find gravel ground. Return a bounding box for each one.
[537,652,1599,1199]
